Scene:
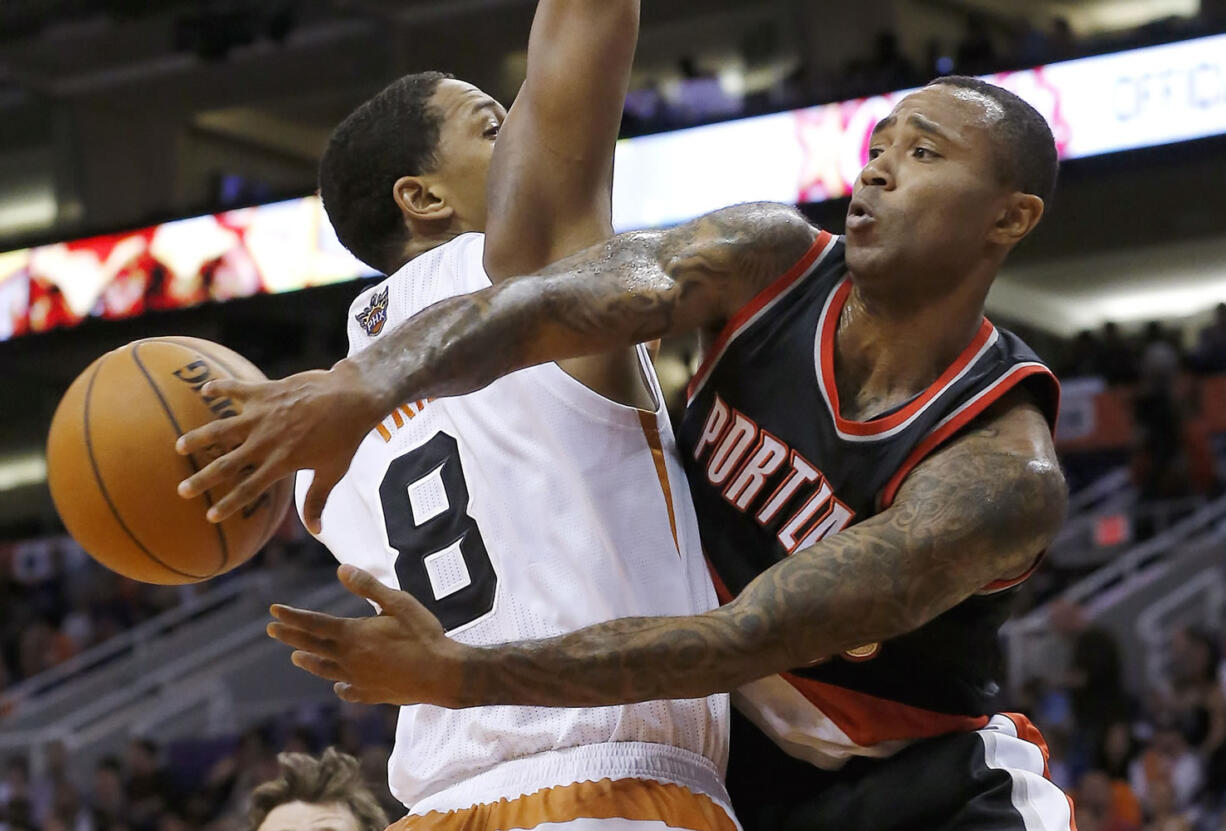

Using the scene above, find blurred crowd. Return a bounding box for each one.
[1049,310,1226,509]
[0,524,333,695]
[0,703,400,831]
[1055,307,1226,385]
[1017,613,1226,831]
[621,2,1226,135]
[2,620,1222,831]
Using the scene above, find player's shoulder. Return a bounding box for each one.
[346,234,488,347]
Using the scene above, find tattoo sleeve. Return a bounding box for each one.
[349,202,818,415]
[452,397,1067,708]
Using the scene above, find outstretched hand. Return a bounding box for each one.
[267,565,471,707]
[175,361,385,532]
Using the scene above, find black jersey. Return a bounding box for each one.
[676,231,1060,769]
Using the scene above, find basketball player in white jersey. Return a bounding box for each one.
[204,1,735,828]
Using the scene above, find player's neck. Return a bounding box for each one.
[398,220,484,267]
[832,280,987,422]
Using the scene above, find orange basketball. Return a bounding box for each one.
[46,336,292,585]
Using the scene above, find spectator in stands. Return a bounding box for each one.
[281,726,317,756]
[1076,768,1143,831]
[0,757,34,829]
[125,738,174,830]
[90,756,127,828]
[1201,0,1226,32]
[1102,722,1141,781]
[1143,778,1193,831]
[206,727,280,821]
[1063,330,1105,378]
[1132,335,1193,509]
[1166,630,1226,793]
[247,748,388,831]
[1048,17,1079,61]
[1193,304,1226,374]
[1099,322,1141,385]
[29,740,71,827]
[1071,626,1135,762]
[670,56,740,125]
[1130,723,1204,814]
[356,744,400,823]
[844,31,918,96]
[956,12,998,74]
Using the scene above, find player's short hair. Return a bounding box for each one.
[926,75,1059,205]
[319,71,454,275]
[247,748,387,831]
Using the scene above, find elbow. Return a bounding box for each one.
[1026,459,1069,550]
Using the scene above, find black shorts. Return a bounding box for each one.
[727,710,1074,831]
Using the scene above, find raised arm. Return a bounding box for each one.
[176,202,818,527]
[483,0,639,279]
[268,389,1067,707]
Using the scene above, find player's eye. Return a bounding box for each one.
[913,146,939,159]
[867,147,883,160]
[484,123,501,139]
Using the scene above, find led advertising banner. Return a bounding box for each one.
[3,32,1225,340]
[612,32,1226,230]
[0,197,374,340]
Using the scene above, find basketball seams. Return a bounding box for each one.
[151,336,287,559]
[82,353,205,581]
[129,342,230,576]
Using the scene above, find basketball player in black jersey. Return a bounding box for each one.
[183,77,1073,829]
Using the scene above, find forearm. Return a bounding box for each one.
[346,231,678,416]
[347,204,817,416]
[450,516,926,708]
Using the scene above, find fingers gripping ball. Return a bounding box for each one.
[46,337,292,585]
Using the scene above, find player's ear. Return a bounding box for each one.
[988,192,1044,247]
[393,175,454,227]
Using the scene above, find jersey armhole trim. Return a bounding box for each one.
[685,231,837,404]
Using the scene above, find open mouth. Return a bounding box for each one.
[847,200,876,230]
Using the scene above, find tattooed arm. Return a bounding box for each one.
[176,202,817,526]
[267,390,1068,707]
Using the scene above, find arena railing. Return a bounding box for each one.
[1001,491,1226,698]
[0,572,363,778]
[0,564,331,728]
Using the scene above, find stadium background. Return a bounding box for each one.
[0,1,1224,829]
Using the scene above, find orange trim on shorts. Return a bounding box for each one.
[386,778,737,831]
[638,411,680,555]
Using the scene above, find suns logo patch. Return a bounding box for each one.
[355,288,390,336]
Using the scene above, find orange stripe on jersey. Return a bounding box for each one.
[386,778,737,831]
[638,411,680,555]
[782,673,990,747]
[376,423,393,443]
[390,408,405,429]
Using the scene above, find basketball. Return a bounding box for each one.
[45,336,292,585]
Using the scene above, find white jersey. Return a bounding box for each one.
[298,234,730,817]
